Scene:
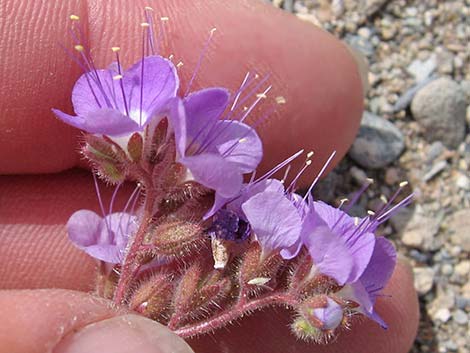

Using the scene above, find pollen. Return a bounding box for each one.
[399,181,409,188]
[380,195,388,203]
[239,138,247,143]
[111,47,121,52]
[69,14,80,21]
[74,44,84,52]
[141,22,150,27]
[176,61,184,68]
[306,151,314,159]
[168,54,174,60]
[144,6,154,11]
[256,93,267,99]
[275,96,287,104]
[367,210,376,216]
[113,74,123,80]
[160,16,169,21]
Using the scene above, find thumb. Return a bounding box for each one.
[0,289,193,353]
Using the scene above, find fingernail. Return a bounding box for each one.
[344,43,370,96]
[54,314,194,353]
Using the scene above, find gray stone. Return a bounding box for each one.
[423,160,448,182]
[411,77,467,149]
[452,310,468,325]
[434,308,451,323]
[348,112,405,169]
[345,34,375,58]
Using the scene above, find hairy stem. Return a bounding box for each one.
[174,292,297,337]
[114,185,155,304]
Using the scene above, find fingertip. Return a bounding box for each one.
[54,315,194,353]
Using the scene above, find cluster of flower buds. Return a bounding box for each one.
[54,9,411,343]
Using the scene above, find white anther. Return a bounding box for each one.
[275,96,286,104]
[69,14,80,21]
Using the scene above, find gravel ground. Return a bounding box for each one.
[268,1,470,352]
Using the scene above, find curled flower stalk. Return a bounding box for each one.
[54,9,411,344]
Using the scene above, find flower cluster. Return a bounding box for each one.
[53,11,411,343]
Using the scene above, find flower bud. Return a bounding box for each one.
[129,273,174,320]
[149,220,205,258]
[82,134,128,183]
[127,132,143,162]
[299,295,344,331]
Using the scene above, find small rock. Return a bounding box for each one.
[426,141,446,162]
[413,267,435,295]
[423,160,448,182]
[385,167,400,185]
[401,211,440,250]
[456,296,470,311]
[349,112,405,169]
[393,76,437,112]
[350,166,368,184]
[452,310,468,325]
[345,34,375,58]
[434,308,451,323]
[456,174,470,190]
[411,77,467,149]
[407,55,437,83]
[460,80,470,103]
[454,261,470,277]
[441,263,453,276]
[449,209,470,252]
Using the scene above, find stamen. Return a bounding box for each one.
[184,27,217,96]
[281,165,292,184]
[160,16,169,21]
[113,51,130,116]
[176,61,184,68]
[93,174,110,233]
[287,157,312,192]
[257,149,304,181]
[69,14,80,21]
[74,44,84,52]
[239,85,272,123]
[144,6,154,11]
[230,72,251,111]
[339,198,349,208]
[111,46,121,52]
[168,54,174,60]
[303,151,337,200]
[140,22,150,27]
[306,151,314,159]
[256,93,267,99]
[113,74,123,80]
[399,180,409,188]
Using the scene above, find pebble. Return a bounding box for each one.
[454,261,470,277]
[423,160,448,182]
[456,174,470,190]
[449,209,470,252]
[414,267,435,295]
[434,308,451,323]
[452,310,468,325]
[348,112,405,169]
[407,56,437,82]
[411,77,467,149]
[401,211,440,250]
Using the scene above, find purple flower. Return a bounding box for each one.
[170,88,263,205]
[67,210,137,263]
[53,55,179,136]
[301,201,376,286]
[241,188,302,258]
[312,298,344,330]
[343,237,397,328]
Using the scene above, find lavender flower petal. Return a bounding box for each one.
[67,210,136,263]
[301,210,354,285]
[183,88,230,141]
[53,108,141,136]
[211,121,263,173]
[122,56,179,125]
[242,191,302,256]
[181,153,243,198]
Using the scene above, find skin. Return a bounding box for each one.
[0,0,419,352]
